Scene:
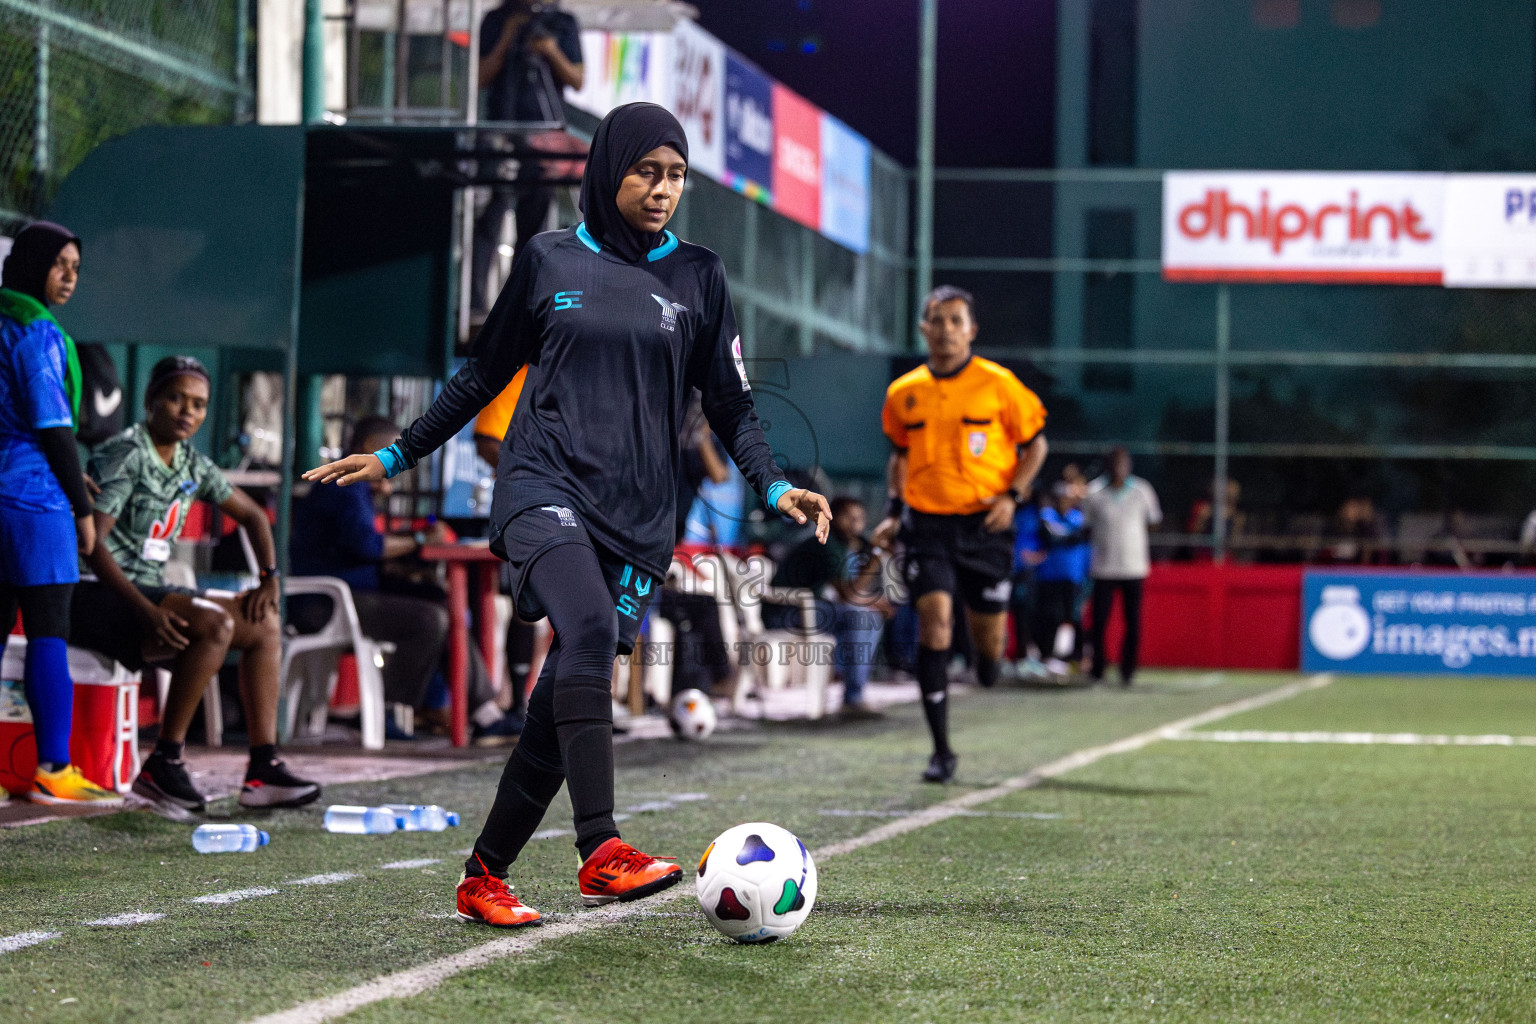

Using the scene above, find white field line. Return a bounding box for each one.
[285,872,361,886]
[1168,729,1536,747]
[818,809,1064,820]
[190,887,280,905]
[0,930,60,954]
[246,673,1331,1024]
[381,859,442,870]
[85,912,165,927]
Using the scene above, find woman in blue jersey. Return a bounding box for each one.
[0,221,121,805]
[308,103,831,927]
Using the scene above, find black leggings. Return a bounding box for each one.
[1089,578,1144,682]
[0,582,73,640]
[468,542,620,876]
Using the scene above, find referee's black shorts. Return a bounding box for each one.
[901,509,1015,614]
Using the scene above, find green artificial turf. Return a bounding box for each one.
[5,673,1536,1023]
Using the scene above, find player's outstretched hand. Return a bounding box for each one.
[778,488,833,543]
[304,454,386,487]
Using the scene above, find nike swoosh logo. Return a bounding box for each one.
[93,388,122,418]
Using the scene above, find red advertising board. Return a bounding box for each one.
[771,83,821,230]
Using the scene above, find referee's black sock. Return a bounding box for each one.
[553,673,620,861]
[916,646,952,758]
[976,656,1001,689]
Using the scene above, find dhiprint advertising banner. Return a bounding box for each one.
[1163,172,1444,285]
[1302,570,1536,676]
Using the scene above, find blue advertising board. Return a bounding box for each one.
[1301,570,1536,675]
[819,113,871,254]
[723,52,773,201]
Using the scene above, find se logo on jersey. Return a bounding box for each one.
[554,290,583,311]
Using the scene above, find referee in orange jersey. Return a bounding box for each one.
[873,286,1048,783]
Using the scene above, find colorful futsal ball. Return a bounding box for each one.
[696,822,817,943]
[669,689,717,740]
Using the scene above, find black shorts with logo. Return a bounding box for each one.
[69,579,198,671]
[901,509,1016,614]
[499,504,657,655]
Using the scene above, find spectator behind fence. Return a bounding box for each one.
[1033,480,1090,676]
[290,416,521,744]
[769,497,890,720]
[1084,447,1161,687]
[1009,494,1043,672]
[1331,495,1388,564]
[471,0,585,314]
[0,220,121,805]
[71,356,320,812]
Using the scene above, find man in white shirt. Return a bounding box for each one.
[1083,447,1161,685]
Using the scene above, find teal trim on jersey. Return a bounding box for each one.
[647,231,679,262]
[375,443,407,479]
[765,479,792,512]
[575,222,601,253]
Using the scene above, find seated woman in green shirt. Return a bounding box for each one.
[70,356,320,813]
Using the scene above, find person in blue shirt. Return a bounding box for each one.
[0,220,120,805]
[290,417,518,743]
[1031,481,1090,675]
[1009,496,1043,671]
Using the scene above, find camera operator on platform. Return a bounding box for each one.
[472,0,585,316]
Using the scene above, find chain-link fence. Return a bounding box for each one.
[0,0,250,228]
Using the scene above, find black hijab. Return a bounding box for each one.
[578,103,689,263]
[2,220,81,306]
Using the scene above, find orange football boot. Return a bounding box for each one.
[577,837,683,906]
[456,870,542,928]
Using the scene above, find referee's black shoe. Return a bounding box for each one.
[921,752,958,784]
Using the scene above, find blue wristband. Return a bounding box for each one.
[765,479,792,513]
[374,443,407,479]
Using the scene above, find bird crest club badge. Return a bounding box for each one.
[968,430,987,456]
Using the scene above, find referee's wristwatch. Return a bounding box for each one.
[1007,487,1028,507]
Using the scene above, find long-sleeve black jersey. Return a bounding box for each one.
[394,224,787,578]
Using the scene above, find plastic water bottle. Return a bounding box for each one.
[322,805,400,834]
[192,824,269,853]
[383,805,461,832]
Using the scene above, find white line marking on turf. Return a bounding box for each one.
[247,674,1330,1024]
[190,887,279,905]
[530,828,572,840]
[0,931,61,953]
[285,872,360,886]
[382,859,442,870]
[85,912,165,927]
[814,674,1334,860]
[1168,729,1536,747]
[819,808,1064,820]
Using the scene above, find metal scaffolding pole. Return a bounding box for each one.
[914,0,937,344]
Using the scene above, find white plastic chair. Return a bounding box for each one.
[280,576,386,750]
[723,553,834,720]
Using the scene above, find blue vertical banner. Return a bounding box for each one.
[819,113,871,254]
[1301,570,1536,675]
[724,52,774,203]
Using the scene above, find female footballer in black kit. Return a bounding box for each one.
[307,103,831,927]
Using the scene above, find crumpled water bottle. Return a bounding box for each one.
[192,823,269,853]
[322,805,400,834]
[382,804,461,832]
